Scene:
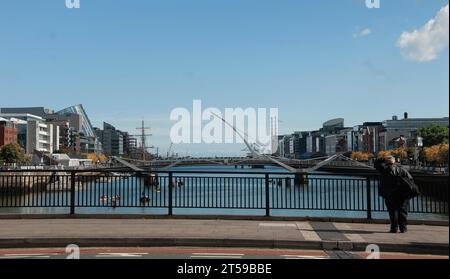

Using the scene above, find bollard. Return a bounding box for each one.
[265,174,270,217]
[168,172,173,216]
[70,171,76,215]
[366,177,372,220]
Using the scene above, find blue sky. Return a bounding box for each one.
[0,0,449,156]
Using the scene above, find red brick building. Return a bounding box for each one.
[0,118,18,148]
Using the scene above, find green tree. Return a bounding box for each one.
[418,125,449,147]
[0,143,30,164]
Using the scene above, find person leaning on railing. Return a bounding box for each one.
[374,155,420,233]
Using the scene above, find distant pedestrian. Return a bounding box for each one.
[374,155,420,233]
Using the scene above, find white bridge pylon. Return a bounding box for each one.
[210,111,348,174]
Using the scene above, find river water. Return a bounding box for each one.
[0,165,447,221]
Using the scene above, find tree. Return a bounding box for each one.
[98,154,108,162]
[86,153,98,163]
[423,144,449,165]
[406,147,416,158]
[390,147,408,160]
[377,150,392,158]
[350,152,372,161]
[418,125,449,147]
[0,143,30,164]
[86,153,108,164]
[439,144,449,165]
[378,148,408,160]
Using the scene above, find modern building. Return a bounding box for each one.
[95,122,124,156]
[278,131,325,159]
[325,128,351,156]
[317,118,351,156]
[45,118,71,152]
[56,105,96,138]
[56,104,102,154]
[260,113,449,158]
[1,108,69,152]
[277,135,292,158]
[322,118,345,134]
[347,122,384,154]
[120,131,138,158]
[0,117,18,148]
[348,125,364,153]
[284,132,308,159]
[0,107,53,118]
[278,137,285,158]
[363,122,384,153]
[383,113,449,130]
[271,135,284,156]
[26,120,56,154]
[380,114,449,150]
[0,113,60,154]
[7,118,28,149]
[0,106,102,154]
[305,131,326,158]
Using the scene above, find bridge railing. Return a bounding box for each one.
[0,170,448,219]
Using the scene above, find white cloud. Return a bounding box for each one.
[397,4,449,62]
[353,28,372,38]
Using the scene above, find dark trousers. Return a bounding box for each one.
[385,197,409,231]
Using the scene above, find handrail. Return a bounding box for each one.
[2,168,448,180]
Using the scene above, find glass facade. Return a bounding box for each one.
[56,104,96,138]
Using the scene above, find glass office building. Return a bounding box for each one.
[56,104,96,138]
[57,104,102,154]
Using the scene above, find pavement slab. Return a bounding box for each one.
[0,218,447,255]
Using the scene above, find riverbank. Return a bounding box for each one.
[0,171,124,191]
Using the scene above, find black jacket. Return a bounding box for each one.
[374,158,414,199]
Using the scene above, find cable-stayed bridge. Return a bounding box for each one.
[110,154,374,174]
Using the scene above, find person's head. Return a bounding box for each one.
[384,155,396,165]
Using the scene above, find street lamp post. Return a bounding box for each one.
[416,136,423,168]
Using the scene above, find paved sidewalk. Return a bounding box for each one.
[0,219,448,255]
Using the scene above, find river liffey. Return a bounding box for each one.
[0,166,448,221]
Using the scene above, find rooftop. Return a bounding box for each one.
[0,113,44,121]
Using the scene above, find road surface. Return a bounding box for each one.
[0,247,447,259]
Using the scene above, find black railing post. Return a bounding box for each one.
[265,173,270,217]
[366,177,372,220]
[168,172,173,216]
[70,170,76,215]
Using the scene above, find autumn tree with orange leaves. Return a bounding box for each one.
[86,153,109,165]
[378,148,409,160]
[350,152,372,161]
[422,144,449,165]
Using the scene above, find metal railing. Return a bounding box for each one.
[0,170,448,218]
